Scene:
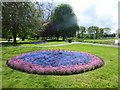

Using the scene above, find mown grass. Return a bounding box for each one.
[84,38,116,41]
[2,44,118,88]
[2,39,67,47]
[82,38,116,45]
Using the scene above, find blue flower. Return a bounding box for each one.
[17,50,93,67]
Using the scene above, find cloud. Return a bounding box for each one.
[36,0,119,33]
[68,0,118,33]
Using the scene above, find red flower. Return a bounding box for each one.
[44,55,46,58]
[78,58,82,61]
[62,49,64,51]
[71,61,76,63]
[56,61,59,64]
[53,55,56,57]
[58,49,60,51]
[72,52,74,55]
[39,59,42,61]
[32,58,34,60]
[40,51,42,53]
[24,56,27,58]
[46,60,50,62]
[70,51,74,55]
[52,49,55,51]
[64,59,67,61]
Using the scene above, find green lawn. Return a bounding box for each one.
[82,38,116,45]
[0,38,6,41]
[2,39,67,47]
[2,44,118,88]
[84,38,115,41]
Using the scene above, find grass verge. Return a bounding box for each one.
[82,39,116,45]
[2,44,118,88]
[2,40,67,47]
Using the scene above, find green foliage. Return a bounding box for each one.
[99,28,104,37]
[41,21,57,38]
[77,26,86,38]
[87,26,99,39]
[51,3,79,40]
[103,27,111,35]
[83,38,115,45]
[2,2,43,43]
[35,2,54,21]
[85,26,112,39]
[2,39,67,47]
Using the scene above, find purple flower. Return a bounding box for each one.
[6,49,104,75]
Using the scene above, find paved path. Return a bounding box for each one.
[0,41,8,43]
[6,42,119,48]
[0,38,20,43]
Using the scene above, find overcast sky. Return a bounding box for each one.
[36,0,119,33]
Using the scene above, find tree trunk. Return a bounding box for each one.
[13,35,17,43]
[41,37,43,40]
[45,37,47,40]
[56,36,59,41]
[42,37,45,40]
[22,37,25,41]
[82,33,84,38]
[95,33,98,39]
[37,37,39,40]
[63,37,65,41]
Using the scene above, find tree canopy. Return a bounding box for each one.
[2,2,42,43]
[87,26,99,39]
[79,26,86,38]
[51,3,79,40]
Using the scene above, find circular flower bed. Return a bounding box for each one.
[6,49,104,75]
[30,41,47,44]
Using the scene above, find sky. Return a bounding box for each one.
[36,0,119,33]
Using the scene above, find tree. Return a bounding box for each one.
[103,27,111,36]
[99,28,104,38]
[2,2,42,43]
[79,26,86,38]
[41,21,57,40]
[87,26,95,39]
[51,3,79,40]
[87,26,99,39]
[36,2,54,22]
[94,26,99,39]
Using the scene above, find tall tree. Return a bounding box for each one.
[99,28,104,38]
[51,3,79,40]
[87,26,99,39]
[79,26,86,38]
[103,27,111,35]
[2,2,42,43]
[94,26,99,39]
[87,26,95,39]
[36,2,54,22]
[41,21,57,40]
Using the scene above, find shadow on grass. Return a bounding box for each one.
[2,39,66,47]
[2,41,48,47]
[2,42,31,47]
[45,40,65,42]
